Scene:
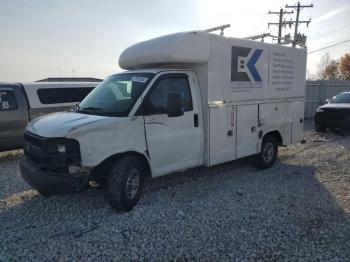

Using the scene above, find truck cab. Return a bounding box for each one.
[20,69,204,210]
[0,83,29,151]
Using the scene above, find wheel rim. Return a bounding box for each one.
[126,168,140,199]
[263,142,274,163]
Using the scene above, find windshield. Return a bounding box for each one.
[330,93,350,104]
[77,73,154,116]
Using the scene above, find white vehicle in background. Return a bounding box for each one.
[20,31,306,211]
[0,81,98,151]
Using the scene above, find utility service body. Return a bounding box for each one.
[20,31,306,211]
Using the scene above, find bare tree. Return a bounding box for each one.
[316,52,331,80]
[324,60,341,80]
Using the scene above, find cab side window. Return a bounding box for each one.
[0,89,17,111]
[144,76,193,115]
[37,87,94,104]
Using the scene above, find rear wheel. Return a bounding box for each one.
[255,135,278,169]
[107,156,144,212]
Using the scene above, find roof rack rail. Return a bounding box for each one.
[204,24,230,36]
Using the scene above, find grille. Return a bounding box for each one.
[25,150,44,164]
[24,132,45,148]
[23,132,46,165]
[23,132,70,172]
[324,108,350,121]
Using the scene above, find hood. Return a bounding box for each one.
[26,112,108,137]
[319,103,350,109]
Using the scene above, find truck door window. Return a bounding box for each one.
[144,76,193,115]
[0,89,17,111]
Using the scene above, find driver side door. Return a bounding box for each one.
[142,73,202,176]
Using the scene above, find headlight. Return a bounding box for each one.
[57,144,66,153]
[68,165,81,174]
[40,138,81,173]
[316,108,323,113]
[43,138,81,162]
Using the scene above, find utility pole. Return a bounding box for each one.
[285,2,313,47]
[268,9,293,44]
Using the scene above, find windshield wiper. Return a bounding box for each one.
[77,106,103,115]
[76,106,125,117]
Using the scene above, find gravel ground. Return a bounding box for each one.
[0,120,350,261]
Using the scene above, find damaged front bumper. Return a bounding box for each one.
[20,158,89,195]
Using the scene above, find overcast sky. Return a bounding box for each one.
[0,0,349,82]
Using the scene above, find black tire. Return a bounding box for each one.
[107,156,145,212]
[315,121,326,132]
[255,135,278,169]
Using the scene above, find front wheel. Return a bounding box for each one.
[255,135,278,169]
[107,156,145,212]
[315,121,326,132]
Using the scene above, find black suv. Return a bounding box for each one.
[315,92,350,132]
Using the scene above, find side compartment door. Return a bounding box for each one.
[291,100,304,143]
[236,104,259,158]
[209,106,236,165]
[142,73,202,176]
[259,102,293,146]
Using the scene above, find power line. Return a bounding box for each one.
[308,39,350,54]
[284,0,295,6]
[251,0,296,36]
[266,1,313,46]
[250,0,297,42]
[251,12,269,35]
[310,22,350,40]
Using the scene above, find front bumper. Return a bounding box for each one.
[315,112,350,129]
[20,158,88,195]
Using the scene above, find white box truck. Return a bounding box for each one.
[20,31,306,211]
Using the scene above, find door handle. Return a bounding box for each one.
[194,114,199,127]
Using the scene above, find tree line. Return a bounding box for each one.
[317,52,350,80]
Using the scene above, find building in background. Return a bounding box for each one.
[36,77,102,82]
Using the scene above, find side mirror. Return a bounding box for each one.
[167,93,184,117]
[325,99,330,103]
